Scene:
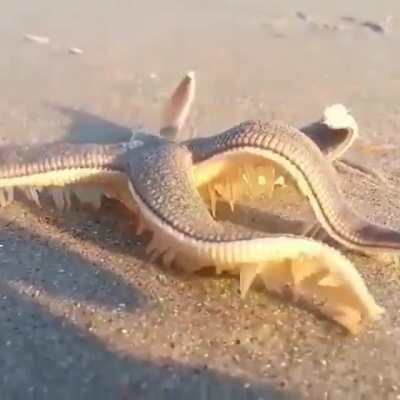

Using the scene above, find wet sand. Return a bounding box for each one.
[1,1,400,399]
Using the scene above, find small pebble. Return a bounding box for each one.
[341,16,357,23]
[360,21,386,34]
[296,12,309,21]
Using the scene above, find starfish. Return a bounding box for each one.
[0,72,398,334]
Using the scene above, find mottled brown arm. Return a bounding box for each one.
[184,120,400,255]
[0,141,136,210]
[0,142,127,180]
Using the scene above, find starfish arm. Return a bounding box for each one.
[301,105,390,188]
[124,140,382,333]
[185,120,400,255]
[300,104,359,161]
[0,142,135,210]
[160,71,195,140]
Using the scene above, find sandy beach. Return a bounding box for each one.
[1,1,400,399]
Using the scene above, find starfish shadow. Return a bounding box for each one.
[0,282,295,399]
[0,213,146,313]
[48,103,134,143]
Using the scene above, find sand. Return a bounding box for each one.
[1,1,400,399]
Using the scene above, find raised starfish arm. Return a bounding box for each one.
[0,142,137,211]
[300,104,388,184]
[301,104,359,161]
[124,140,383,333]
[160,71,195,140]
[185,120,400,256]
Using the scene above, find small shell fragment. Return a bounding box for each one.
[24,34,50,45]
[68,47,84,55]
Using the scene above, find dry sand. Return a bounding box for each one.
[1,0,400,399]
